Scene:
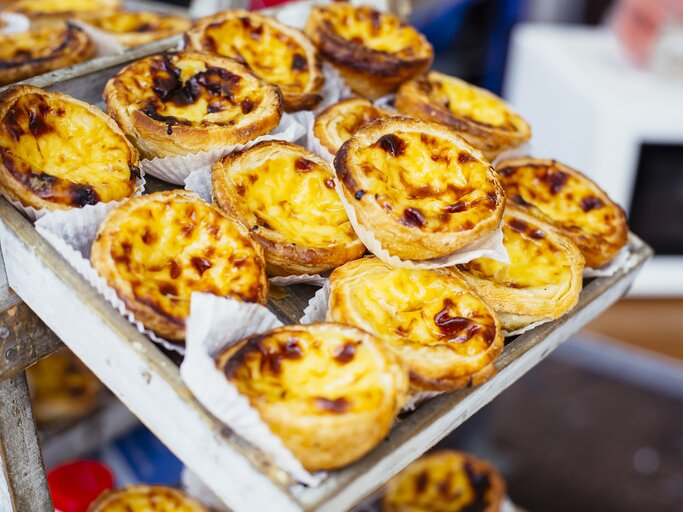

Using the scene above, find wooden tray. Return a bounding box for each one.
[0,33,653,512]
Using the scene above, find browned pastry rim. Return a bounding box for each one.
[88,484,208,511]
[83,11,192,49]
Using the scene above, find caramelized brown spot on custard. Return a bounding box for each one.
[291,53,308,71]
[294,157,315,172]
[333,342,356,364]
[191,256,212,276]
[458,152,476,164]
[169,259,181,279]
[324,177,336,189]
[444,200,468,213]
[415,470,429,494]
[375,133,406,157]
[542,168,569,195]
[314,396,350,414]
[159,282,178,296]
[580,195,605,212]
[401,207,426,228]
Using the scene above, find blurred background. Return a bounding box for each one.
[11,0,683,511]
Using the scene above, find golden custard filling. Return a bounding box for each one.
[337,265,497,356]
[116,54,265,128]
[202,16,311,93]
[0,25,73,63]
[11,0,116,13]
[229,152,356,248]
[498,163,619,236]
[0,92,135,206]
[427,75,525,130]
[224,328,387,416]
[89,12,186,34]
[354,131,498,233]
[321,5,423,58]
[108,198,263,324]
[334,104,387,141]
[462,216,572,289]
[94,489,201,512]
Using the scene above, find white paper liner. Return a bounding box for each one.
[72,20,126,56]
[583,246,630,277]
[335,180,509,269]
[141,113,305,185]
[315,62,353,114]
[3,174,146,221]
[34,199,183,354]
[180,292,323,486]
[269,274,328,287]
[502,319,551,338]
[401,391,442,412]
[300,279,331,324]
[0,12,29,34]
[373,93,398,113]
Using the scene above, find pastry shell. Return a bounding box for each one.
[90,190,268,342]
[104,50,283,159]
[328,256,503,392]
[452,207,585,332]
[88,484,208,512]
[314,96,393,155]
[216,322,408,471]
[304,3,433,100]
[335,116,505,261]
[497,157,628,268]
[185,10,324,112]
[0,85,139,211]
[382,450,506,512]
[396,71,531,161]
[212,140,365,276]
[6,0,121,25]
[83,11,191,48]
[0,22,95,86]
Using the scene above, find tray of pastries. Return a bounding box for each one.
[0,1,652,511]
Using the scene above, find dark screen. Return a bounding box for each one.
[629,143,683,255]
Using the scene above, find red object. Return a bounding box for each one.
[48,460,114,512]
[248,0,298,11]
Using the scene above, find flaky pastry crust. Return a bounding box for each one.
[104,50,282,159]
[452,207,584,332]
[6,0,121,24]
[185,10,324,112]
[0,22,95,86]
[216,322,408,471]
[0,85,138,211]
[212,140,365,276]
[84,11,191,48]
[304,3,433,99]
[396,71,531,160]
[314,97,393,155]
[382,450,506,512]
[88,484,208,512]
[328,257,503,392]
[90,190,268,342]
[335,116,505,261]
[497,158,628,268]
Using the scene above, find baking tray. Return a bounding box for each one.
[0,33,652,512]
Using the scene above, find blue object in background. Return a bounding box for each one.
[92,425,184,487]
[412,0,476,51]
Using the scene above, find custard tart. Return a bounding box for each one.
[314,97,392,155]
[0,85,138,211]
[27,348,101,426]
[497,158,628,268]
[84,11,191,49]
[104,51,282,159]
[90,190,267,342]
[382,450,506,512]
[185,10,324,112]
[452,208,584,333]
[0,22,95,85]
[335,117,505,261]
[88,485,208,512]
[7,0,121,24]
[328,257,503,392]
[216,322,408,471]
[396,71,531,161]
[212,140,364,276]
[304,3,433,100]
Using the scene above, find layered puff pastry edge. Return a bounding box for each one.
[304,3,433,99]
[497,157,628,268]
[328,257,503,392]
[396,71,531,161]
[382,450,506,512]
[104,50,283,159]
[0,22,95,86]
[212,140,365,276]
[84,11,191,48]
[452,207,585,332]
[0,85,139,211]
[335,116,505,261]
[90,190,268,342]
[88,485,208,512]
[216,322,408,471]
[185,10,324,112]
[6,0,121,23]
[314,97,393,155]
